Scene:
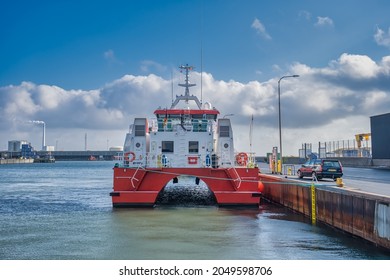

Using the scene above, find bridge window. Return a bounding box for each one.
[219,126,230,137]
[162,141,174,153]
[134,125,145,136]
[189,141,199,153]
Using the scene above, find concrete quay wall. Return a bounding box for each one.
[372,159,390,168]
[38,151,118,161]
[330,157,372,167]
[0,158,34,164]
[260,174,390,250]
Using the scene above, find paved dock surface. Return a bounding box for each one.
[259,162,390,198]
[342,179,390,198]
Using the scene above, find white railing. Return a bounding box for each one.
[116,151,258,169]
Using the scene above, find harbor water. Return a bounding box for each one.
[0,161,389,260]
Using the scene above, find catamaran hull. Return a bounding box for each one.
[110,166,264,207]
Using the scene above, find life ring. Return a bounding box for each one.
[124,151,136,162]
[236,152,248,166]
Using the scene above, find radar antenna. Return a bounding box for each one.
[171,64,202,109]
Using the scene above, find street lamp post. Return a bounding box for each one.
[278,75,299,174]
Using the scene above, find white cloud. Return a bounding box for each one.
[140,60,168,73]
[315,16,334,27]
[1,82,42,117]
[363,91,389,111]
[251,18,272,40]
[335,53,380,79]
[1,53,390,154]
[379,56,390,75]
[34,85,72,109]
[272,64,282,72]
[298,10,312,21]
[374,26,390,48]
[104,49,115,60]
[103,49,121,64]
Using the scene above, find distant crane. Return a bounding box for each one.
[355,133,371,157]
[28,120,45,151]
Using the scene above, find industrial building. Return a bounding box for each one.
[8,140,29,152]
[5,140,36,158]
[370,112,390,166]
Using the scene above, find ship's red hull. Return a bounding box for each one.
[111,166,263,207]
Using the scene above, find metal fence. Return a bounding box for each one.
[299,139,372,159]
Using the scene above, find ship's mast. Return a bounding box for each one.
[171,64,202,109]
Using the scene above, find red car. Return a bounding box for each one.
[297,159,343,181]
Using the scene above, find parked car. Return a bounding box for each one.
[297,159,343,180]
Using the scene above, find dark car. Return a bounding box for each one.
[297,159,343,180]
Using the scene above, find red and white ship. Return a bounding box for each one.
[111,65,264,207]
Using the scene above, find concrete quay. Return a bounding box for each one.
[0,151,119,162]
[259,173,390,251]
[46,150,118,161]
[0,158,34,164]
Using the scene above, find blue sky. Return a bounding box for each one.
[1,0,390,155]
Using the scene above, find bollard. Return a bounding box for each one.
[336,178,344,187]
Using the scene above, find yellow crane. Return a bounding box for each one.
[355,133,371,157]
